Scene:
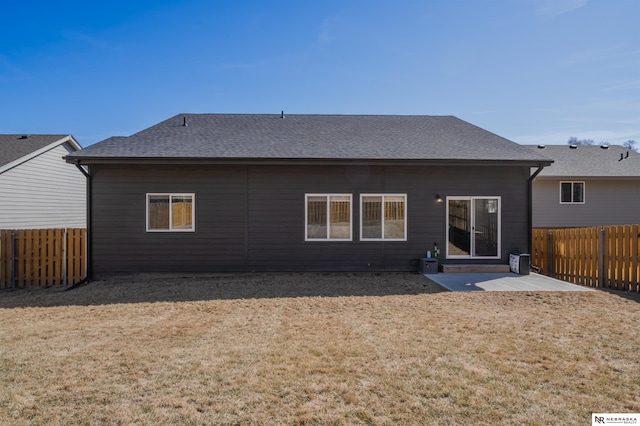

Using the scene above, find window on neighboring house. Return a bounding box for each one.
[360,194,407,241]
[305,194,352,240]
[560,182,584,204]
[147,193,195,232]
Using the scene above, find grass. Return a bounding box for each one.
[1,272,639,425]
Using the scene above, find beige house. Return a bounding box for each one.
[528,144,640,228]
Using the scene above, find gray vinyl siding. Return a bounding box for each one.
[90,163,531,274]
[0,144,86,229]
[532,178,640,228]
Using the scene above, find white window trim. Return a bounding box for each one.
[559,181,585,204]
[446,196,501,259]
[305,194,353,241]
[146,193,196,232]
[359,194,408,242]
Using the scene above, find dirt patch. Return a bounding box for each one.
[0,272,444,308]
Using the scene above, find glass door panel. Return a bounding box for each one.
[448,199,471,256]
[473,198,498,257]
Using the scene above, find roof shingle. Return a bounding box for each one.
[67,114,552,164]
[0,134,70,168]
[525,144,640,177]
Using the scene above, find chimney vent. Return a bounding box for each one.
[182,117,188,127]
[280,110,285,118]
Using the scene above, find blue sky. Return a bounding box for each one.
[1,0,638,147]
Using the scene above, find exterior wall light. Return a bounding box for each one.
[435,194,443,203]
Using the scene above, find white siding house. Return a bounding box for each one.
[0,135,86,229]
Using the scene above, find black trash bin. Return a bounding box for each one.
[509,253,530,275]
[420,258,439,274]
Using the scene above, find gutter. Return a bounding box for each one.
[74,161,90,179]
[74,160,92,281]
[62,156,552,168]
[528,164,547,269]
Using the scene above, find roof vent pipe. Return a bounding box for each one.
[569,144,578,149]
[19,135,29,139]
[626,151,630,158]
[537,144,546,149]
[281,110,285,118]
[601,144,609,149]
[620,153,624,161]
[182,117,188,127]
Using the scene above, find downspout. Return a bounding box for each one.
[74,161,92,282]
[528,164,546,272]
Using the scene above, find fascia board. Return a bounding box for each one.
[65,157,553,168]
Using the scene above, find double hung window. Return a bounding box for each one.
[147,193,195,232]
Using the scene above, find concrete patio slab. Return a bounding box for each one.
[425,272,594,292]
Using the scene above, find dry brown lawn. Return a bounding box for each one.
[1,272,639,425]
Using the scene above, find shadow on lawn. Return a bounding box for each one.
[0,272,446,308]
[600,287,640,304]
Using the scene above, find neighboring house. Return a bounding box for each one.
[527,144,640,228]
[65,113,551,275]
[0,134,86,229]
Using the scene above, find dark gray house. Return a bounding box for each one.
[65,113,551,276]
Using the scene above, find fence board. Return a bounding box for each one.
[533,225,640,291]
[631,225,639,291]
[553,229,562,281]
[71,228,85,284]
[0,228,86,288]
[603,226,615,289]
[611,226,621,289]
[605,227,613,287]
[0,231,10,284]
[583,228,591,284]
[531,230,549,275]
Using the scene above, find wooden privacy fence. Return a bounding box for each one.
[0,228,86,288]
[532,225,640,291]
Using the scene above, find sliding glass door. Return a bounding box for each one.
[447,197,501,259]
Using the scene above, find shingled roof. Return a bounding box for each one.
[0,134,72,168]
[66,114,552,165]
[526,144,640,178]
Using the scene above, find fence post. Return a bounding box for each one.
[599,228,605,288]
[548,231,554,278]
[63,229,68,287]
[10,231,16,289]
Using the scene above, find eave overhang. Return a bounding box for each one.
[65,156,553,168]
